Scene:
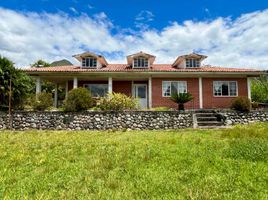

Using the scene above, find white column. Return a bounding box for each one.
[36,77,41,98]
[108,77,113,94]
[148,76,152,108]
[73,77,78,89]
[54,83,58,107]
[199,77,203,109]
[247,77,252,101]
[65,81,69,99]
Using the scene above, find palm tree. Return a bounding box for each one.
[170,92,194,111]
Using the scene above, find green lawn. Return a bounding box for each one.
[0,123,268,199]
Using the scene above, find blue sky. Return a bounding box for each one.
[0,0,268,68]
[2,0,268,30]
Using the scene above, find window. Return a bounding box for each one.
[84,84,108,97]
[133,57,149,68]
[186,58,200,68]
[82,57,97,68]
[162,81,187,97]
[213,81,237,97]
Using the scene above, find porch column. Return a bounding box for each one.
[148,76,152,108]
[54,83,58,107]
[247,77,252,101]
[73,77,78,89]
[199,77,203,109]
[108,77,113,94]
[35,77,41,98]
[65,81,69,99]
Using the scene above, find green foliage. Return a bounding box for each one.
[31,60,51,68]
[98,93,138,111]
[231,96,251,112]
[251,75,268,103]
[63,88,93,112]
[32,92,53,111]
[0,56,33,110]
[0,123,267,199]
[150,106,172,111]
[170,92,194,111]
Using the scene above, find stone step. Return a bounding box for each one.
[197,121,224,126]
[195,109,216,113]
[196,113,216,118]
[198,125,228,129]
[197,116,218,121]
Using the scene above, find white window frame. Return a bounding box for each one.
[82,57,97,68]
[162,81,187,97]
[83,84,108,97]
[186,58,200,68]
[213,81,238,97]
[133,57,149,68]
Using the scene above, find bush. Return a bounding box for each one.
[150,106,172,111]
[98,93,138,111]
[63,88,93,112]
[231,96,251,112]
[32,92,53,111]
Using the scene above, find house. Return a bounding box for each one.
[24,51,264,109]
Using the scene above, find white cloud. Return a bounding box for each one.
[0,7,267,69]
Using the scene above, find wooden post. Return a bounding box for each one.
[8,77,12,130]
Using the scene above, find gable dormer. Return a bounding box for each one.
[73,52,108,69]
[127,51,156,68]
[172,53,207,68]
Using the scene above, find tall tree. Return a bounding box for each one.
[31,59,51,68]
[251,75,268,103]
[0,56,33,110]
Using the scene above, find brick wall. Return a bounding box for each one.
[202,78,248,109]
[152,78,200,109]
[113,81,132,96]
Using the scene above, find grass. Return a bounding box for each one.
[0,123,268,199]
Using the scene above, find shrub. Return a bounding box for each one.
[32,92,53,111]
[63,88,93,112]
[231,96,251,112]
[98,93,138,111]
[170,92,194,111]
[150,106,172,111]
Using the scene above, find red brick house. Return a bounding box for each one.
[25,51,263,109]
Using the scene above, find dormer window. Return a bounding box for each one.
[82,57,97,68]
[186,58,200,68]
[133,57,149,68]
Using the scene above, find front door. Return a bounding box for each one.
[133,84,147,109]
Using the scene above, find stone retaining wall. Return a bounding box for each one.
[220,110,268,125]
[0,110,267,131]
[0,111,193,130]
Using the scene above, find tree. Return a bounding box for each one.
[0,56,33,110]
[170,92,194,111]
[31,59,51,68]
[251,75,268,103]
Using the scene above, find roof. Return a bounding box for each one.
[126,51,156,65]
[23,64,263,73]
[72,51,108,66]
[172,53,208,67]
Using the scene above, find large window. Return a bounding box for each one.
[213,81,237,97]
[186,58,200,68]
[82,57,97,68]
[133,57,149,68]
[84,84,108,97]
[162,81,187,97]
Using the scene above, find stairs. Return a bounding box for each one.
[193,110,225,129]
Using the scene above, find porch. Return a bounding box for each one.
[35,76,152,109]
